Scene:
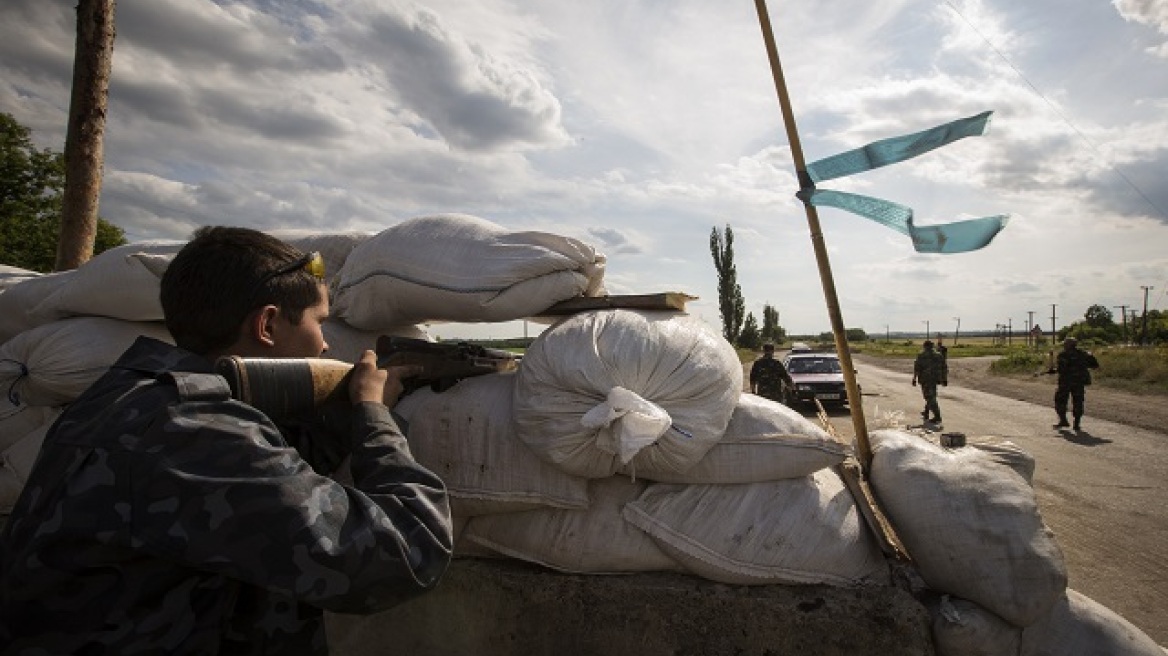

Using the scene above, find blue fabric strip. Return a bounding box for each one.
[798,189,1010,254]
[805,111,994,184]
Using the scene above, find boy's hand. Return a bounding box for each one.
[348,350,423,407]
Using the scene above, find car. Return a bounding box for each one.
[780,351,852,408]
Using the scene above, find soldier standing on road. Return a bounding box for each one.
[912,339,948,424]
[1049,337,1100,431]
[750,343,792,403]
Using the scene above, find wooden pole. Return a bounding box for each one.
[752,0,871,468]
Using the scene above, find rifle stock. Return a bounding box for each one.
[214,337,518,421]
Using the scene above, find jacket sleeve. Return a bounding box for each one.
[130,399,453,614]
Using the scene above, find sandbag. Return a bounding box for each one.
[968,436,1036,484]
[869,429,1067,627]
[463,475,680,574]
[623,468,889,587]
[0,265,38,292]
[624,393,851,484]
[0,318,173,407]
[26,240,184,324]
[0,271,74,343]
[331,214,606,329]
[0,402,59,453]
[513,309,742,479]
[393,373,590,517]
[931,595,1020,656]
[1019,588,1163,656]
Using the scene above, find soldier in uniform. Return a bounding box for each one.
[750,343,792,403]
[0,227,453,655]
[1050,336,1100,431]
[912,339,949,424]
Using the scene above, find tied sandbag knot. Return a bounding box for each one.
[580,386,672,465]
[2,358,30,405]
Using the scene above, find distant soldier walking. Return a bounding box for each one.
[912,340,948,424]
[1049,337,1100,431]
[750,343,791,403]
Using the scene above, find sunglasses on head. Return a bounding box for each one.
[255,251,325,288]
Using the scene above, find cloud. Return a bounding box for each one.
[1113,0,1168,57]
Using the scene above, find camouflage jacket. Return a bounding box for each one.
[1056,347,1099,387]
[749,356,790,399]
[913,349,948,385]
[0,337,453,655]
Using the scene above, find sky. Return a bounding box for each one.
[2,0,1166,340]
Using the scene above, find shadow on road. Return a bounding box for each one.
[1057,428,1113,446]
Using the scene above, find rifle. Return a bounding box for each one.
[214,336,518,422]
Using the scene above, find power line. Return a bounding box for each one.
[941,0,1168,222]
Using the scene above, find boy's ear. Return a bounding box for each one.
[248,305,280,348]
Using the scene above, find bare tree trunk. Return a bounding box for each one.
[55,0,116,271]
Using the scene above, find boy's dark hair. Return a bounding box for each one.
[161,226,323,355]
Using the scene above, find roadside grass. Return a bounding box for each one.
[741,339,1168,396]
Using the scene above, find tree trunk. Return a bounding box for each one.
[55,0,117,272]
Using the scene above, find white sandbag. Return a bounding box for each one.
[0,318,173,407]
[968,436,1036,484]
[331,214,607,329]
[931,595,1020,656]
[625,393,851,484]
[463,476,680,574]
[869,429,1067,627]
[321,319,432,364]
[0,402,59,452]
[0,271,74,343]
[0,265,38,291]
[27,240,184,324]
[393,373,590,517]
[2,411,59,482]
[623,469,889,587]
[513,309,742,479]
[1020,589,1163,656]
[268,230,372,283]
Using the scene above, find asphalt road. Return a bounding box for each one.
[806,359,1167,644]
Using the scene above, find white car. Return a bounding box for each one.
[780,351,850,408]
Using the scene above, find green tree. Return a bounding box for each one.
[0,112,125,272]
[738,312,761,349]
[709,224,745,344]
[1083,304,1114,328]
[761,303,785,345]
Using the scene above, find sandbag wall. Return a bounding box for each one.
[0,215,607,512]
[2,215,1162,654]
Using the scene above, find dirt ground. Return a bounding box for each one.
[851,353,1168,434]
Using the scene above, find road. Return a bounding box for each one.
[805,359,1167,643]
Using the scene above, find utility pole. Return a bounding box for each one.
[1050,304,1057,343]
[952,317,960,346]
[922,320,930,342]
[1007,318,1012,346]
[1140,286,1154,345]
[1113,305,1129,344]
[1026,311,1035,347]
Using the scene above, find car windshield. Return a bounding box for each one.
[788,358,842,374]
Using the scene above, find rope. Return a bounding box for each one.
[1,358,30,405]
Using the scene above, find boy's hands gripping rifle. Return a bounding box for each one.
[374,336,519,394]
[214,336,519,423]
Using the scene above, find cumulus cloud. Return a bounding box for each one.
[1113,0,1168,56]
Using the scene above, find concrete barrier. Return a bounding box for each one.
[327,558,934,656]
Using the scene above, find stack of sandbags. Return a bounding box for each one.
[331,214,607,330]
[427,308,878,587]
[868,429,1163,654]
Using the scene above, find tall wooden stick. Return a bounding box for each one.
[752,0,872,468]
